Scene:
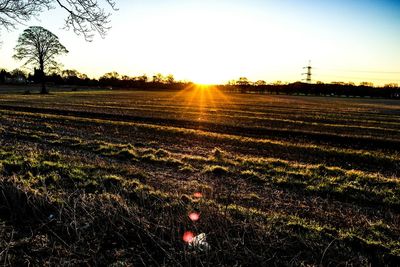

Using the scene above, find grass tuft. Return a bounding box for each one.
[203,165,230,176]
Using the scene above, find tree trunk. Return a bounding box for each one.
[41,80,47,94]
[40,61,48,94]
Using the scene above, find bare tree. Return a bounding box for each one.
[0,0,117,41]
[13,26,68,93]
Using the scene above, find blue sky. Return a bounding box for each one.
[0,0,399,84]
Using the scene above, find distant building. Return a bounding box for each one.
[5,76,26,84]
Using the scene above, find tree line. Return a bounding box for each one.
[4,25,191,93]
[1,4,398,98]
[2,66,399,99]
[0,67,191,90]
[219,80,400,99]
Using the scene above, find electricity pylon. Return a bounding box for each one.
[302,61,312,83]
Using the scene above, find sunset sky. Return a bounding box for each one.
[0,0,399,85]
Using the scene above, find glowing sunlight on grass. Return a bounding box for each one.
[171,84,233,121]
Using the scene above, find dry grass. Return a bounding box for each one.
[0,90,399,265]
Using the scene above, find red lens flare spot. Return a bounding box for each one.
[193,192,203,198]
[183,231,195,243]
[189,212,200,222]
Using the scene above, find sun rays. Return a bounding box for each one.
[170,84,233,122]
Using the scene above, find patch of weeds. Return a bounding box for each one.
[179,164,195,173]
[2,159,24,175]
[241,193,262,202]
[43,123,53,131]
[43,172,61,187]
[148,141,158,146]
[182,154,212,165]
[367,221,398,242]
[306,183,332,194]
[28,134,42,142]
[0,151,14,160]
[185,180,213,195]
[346,169,367,181]
[287,171,308,180]
[46,151,62,162]
[68,167,88,182]
[140,153,158,163]
[240,157,268,167]
[162,156,184,167]
[273,174,307,189]
[311,165,345,176]
[133,142,146,147]
[102,174,123,189]
[269,159,289,168]
[155,149,169,158]
[116,148,138,160]
[139,154,158,163]
[92,142,139,161]
[140,153,183,167]
[38,160,67,174]
[209,148,237,166]
[124,179,142,189]
[203,165,230,176]
[2,156,38,176]
[95,143,118,155]
[240,170,265,184]
[211,148,226,161]
[55,136,83,147]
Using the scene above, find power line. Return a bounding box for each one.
[313,67,400,74]
[314,74,399,81]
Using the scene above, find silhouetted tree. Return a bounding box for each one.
[166,74,174,84]
[0,68,10,83]
[237,77,249,86]
[255,80,266,86]
[0,0,117,40]
[99,71,121,87]
[236,77,250,93]
[47,72,63,84]
[62,69,79,78]
[6,68,27,84]
[384,83,398,88]
[101,71,120,80]
[152,73,164,83]
[13,26,68,93]
[121,75,132,81]
[62,69,88,84]
[11,68,26,79]
[137,74,148,83]
[360,82,374,87]
[227,80,236,86]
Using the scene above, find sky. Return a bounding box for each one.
[0,0,399,85]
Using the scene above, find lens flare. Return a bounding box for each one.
[183,231,195,243]
[193,192,203,198]
[189,212,200,222]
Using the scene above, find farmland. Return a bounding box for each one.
[0,88,400,266]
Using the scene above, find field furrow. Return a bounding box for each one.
[1,90,399,266]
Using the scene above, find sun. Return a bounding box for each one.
[193,77,222,86]
[194,83,212,90]
[188,71,225,86]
